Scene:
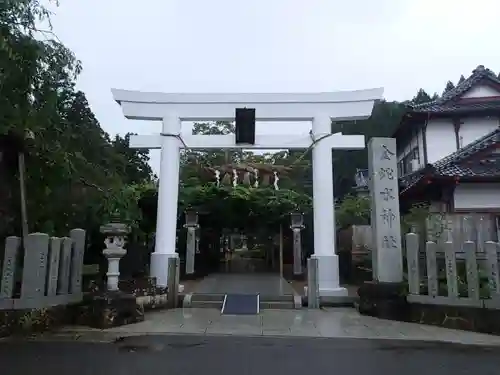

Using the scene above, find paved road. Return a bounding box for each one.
[1,335,500,374]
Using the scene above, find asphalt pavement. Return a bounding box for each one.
[1,334,500,375]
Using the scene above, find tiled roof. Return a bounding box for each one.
[413,100,500,113]
[410,65,500,113]
[400,127,500,193]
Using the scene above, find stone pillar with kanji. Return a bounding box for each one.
[357,137,405,319]
[368,137,403,282]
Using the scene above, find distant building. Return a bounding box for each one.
[354,65,500,217]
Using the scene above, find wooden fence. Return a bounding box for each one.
[405,231,500,308]
[0,229,86,310]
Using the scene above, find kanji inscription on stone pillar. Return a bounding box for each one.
[368,137,403,283]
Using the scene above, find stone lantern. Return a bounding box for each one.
[100,219,130,291]
[184,208,199,275]
[290,212,305,277]
[80,216,144,329]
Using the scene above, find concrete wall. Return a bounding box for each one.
[454,183,500,211]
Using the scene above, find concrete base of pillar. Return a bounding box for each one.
[150,252,178,288]
[311,254,348,297]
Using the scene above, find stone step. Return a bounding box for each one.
[182,293,302,309]
[189,293,226,302]
[259,301,295,310]
[190,300,223,309]
[189,300,295,310]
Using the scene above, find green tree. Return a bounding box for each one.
[411,89,435,105]
[112,133,154,184]
[336,195,370,228]
[442,80,455,95]
[331,100,406,198]
[0,1,153,237]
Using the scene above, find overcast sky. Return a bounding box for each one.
[48,0,500,173]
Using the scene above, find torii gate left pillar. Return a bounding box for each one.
[112,89,383,297]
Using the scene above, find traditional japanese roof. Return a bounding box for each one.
[410,65,500,113]
[394,66,500,138]
[400,127,500,195]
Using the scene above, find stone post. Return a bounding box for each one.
[307,257,320,308]
[184,209,199,275]
[100,221,130,291]
[290,212,305,277]
[357,138,405,318]
[367,137,403,283]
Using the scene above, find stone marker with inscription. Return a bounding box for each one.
[368,137,403,283]
[47,237,62,297]
[57,237,73,295]
[1,237,21,299]
[70,228,86,295]
[357,138,405,319]
[20,233,50,300]
[0,236,21,309]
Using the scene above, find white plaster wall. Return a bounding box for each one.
[425,119,456,164]
[417,128,425,165]
[462,85,500,99]
[459,117,499,148]
[397,116,499,170]
[454,183,500,210]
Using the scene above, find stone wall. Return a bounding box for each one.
[119,277,168,311]
[357,283,500,335]
[0,304,79,338]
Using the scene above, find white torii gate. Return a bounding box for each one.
[112,88,383,297]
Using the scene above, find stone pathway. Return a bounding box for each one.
[54,308,500,346]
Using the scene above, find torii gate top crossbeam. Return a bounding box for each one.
[111,88,384,122]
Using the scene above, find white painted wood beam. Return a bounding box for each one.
[129,133,365,150]
[112,88,384,104]
[112,88,384,122]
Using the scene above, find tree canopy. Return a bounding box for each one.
[0,1,154,237]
